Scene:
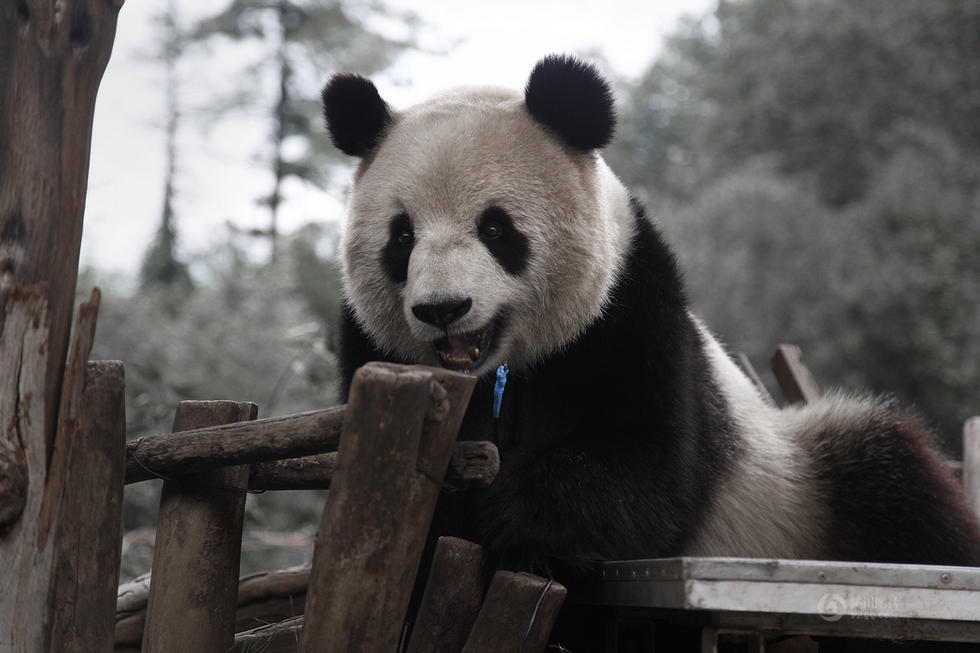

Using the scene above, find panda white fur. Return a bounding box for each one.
[323,55,980,574]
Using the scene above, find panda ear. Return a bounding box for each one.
[321,74,392,157]
[524,54,616,151]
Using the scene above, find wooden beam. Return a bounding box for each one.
[247,440,499,491]
[299,363,475,652]
[964,417,980,520]
[142,401,258,653]
[770,344,820,405]
[124,407,343,483]
[461,571,567,653]
[406,537,486,653]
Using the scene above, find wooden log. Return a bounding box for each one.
[0,290,127,651]
[736,352,775,406]
[116,566,312,649]
[0,0,121,466]
[770,344,820,405]
[964,417,980,520]
[461,571,567,653]
[142,401,258,653]
[248,440,500,491]
[232,616,304,653]
[406,537,487,653]
[299,363,476,653]
[125,406,343,483]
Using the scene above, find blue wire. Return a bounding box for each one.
[493,363,509,418]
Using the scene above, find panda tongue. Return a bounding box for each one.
[445,332,481,363]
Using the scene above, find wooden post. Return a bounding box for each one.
[770,344,820,405]
[142,401,258,653]
[406,537,487,653]
[299,363,475,653]
[0,292,126,651]
[736,352,775,406]
[964,417,980,520]
[48,359,127,652]
[461,571,567,653]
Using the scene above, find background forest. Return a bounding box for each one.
[82,0,980,581]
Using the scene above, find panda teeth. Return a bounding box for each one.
[467,346,481,362]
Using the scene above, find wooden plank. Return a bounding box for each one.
[461,571,567,653]
[47,358,127,652]
[406,537,487,653]
[124,406,343,483]
[142,401,258,653]
[770,344,820,405]
[586,557,980,624]
[736,352,775,406]
[964,417,980,519]
[299,363,476,653]
[248,440,499,491]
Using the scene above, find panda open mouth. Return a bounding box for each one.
[434,326,494,372]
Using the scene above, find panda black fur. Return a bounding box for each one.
[325,55,980,574]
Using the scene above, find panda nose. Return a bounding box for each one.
[412,298,472,327]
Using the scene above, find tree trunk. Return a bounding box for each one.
[0,1,122,649]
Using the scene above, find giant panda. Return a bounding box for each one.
[322,55,980,578]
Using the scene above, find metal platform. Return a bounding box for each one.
[575,557,980,650]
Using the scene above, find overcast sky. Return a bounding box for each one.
[81,0,714,277]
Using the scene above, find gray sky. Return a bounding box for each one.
[81,0,713,277]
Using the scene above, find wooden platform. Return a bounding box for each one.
[576,557,980,650]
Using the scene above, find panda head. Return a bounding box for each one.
[323,55,635,376]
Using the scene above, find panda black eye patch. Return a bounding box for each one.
[380,212,414,283]
[478,206,529,275]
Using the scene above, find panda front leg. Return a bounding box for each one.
[465,438,699,577]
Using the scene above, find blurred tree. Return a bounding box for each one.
[614,0,980,207]
[190,0,418,262]
[613,0,980,449]
[81,223,344,580]
[140,0,192,291]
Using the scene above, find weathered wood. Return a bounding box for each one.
[48,358,126,653]
[0,0,121,466]
[736,352,775,406]
[299,363,476,653]
[964,417,980,520]
[0,286,46,533]
[461,571,568,653]
[406,537,487,653]
[125,406,343,483]
[116,566,311,649]
[770,344,820,405]
[248,440,499,491]
[0,290,126,651]
[232,615,304,653]
[142,401,258,653]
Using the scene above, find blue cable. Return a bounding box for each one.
[493,362,509,418]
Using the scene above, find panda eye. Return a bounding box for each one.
[480,219,503,240]
[390,212,414,247]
